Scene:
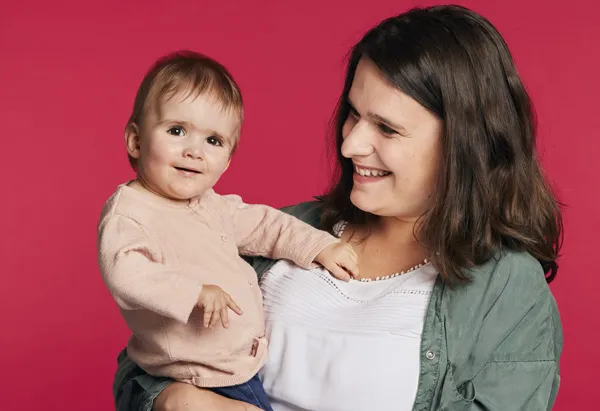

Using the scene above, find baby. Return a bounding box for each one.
[97,51,358,411]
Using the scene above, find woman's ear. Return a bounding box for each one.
[125,123,142,160]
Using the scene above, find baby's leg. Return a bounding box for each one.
[210,374,274,411]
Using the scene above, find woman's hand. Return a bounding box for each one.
[154,382,262,411]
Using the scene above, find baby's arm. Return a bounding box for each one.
[98,215,204,323]
[223,195,358,280]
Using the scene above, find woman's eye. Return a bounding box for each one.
[378,123,397,136]
[167,126,185,136]
[207,136,223,146]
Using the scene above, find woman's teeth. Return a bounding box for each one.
[355,166,391,177]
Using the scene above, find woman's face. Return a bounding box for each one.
[341,58,442,221]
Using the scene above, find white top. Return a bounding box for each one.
[259,226,438,411]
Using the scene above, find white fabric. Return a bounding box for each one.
[258,255,437,411]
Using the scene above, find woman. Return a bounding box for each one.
[113,5,563,411]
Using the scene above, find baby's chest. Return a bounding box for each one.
[156,212,240,269]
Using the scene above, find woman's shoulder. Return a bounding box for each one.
[442,249,560,358]
[443,249,556,341]
[463,249,548,300]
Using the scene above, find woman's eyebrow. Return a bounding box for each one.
[347,98,408,133]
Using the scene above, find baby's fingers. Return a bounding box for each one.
[329,264,352,282]
[339,255,359,278]
[226,295,243,316]
[220,306,229,328]
[209,309,221,328]
[203,306,214,328]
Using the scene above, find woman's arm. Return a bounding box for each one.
[464,291,561,410]
[440,252,563,410]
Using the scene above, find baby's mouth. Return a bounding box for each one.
[175,166,201,174]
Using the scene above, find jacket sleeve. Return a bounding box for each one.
[443,253,563,411]
[98,214,203,323]
[469,295,561,410]
[222,194,339,269]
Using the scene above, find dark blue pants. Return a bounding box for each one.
[209,373,273,411]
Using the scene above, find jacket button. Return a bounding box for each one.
[426,350,435,360]
[221,234,227,242]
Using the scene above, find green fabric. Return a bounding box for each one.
[114,201,562,411]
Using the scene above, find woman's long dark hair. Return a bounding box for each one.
[322,5,563,283]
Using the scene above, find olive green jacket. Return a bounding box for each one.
[113,201,562,411]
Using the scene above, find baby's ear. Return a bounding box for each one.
[124,123,141,159]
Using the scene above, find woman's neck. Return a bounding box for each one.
[344,216,429,279]
[376,216,420,244]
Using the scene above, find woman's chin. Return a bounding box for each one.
[350,191,378,214]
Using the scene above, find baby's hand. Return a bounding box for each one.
[314,242,359,282]
[197,285,243,328]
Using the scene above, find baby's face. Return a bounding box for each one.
[130,92,239,201]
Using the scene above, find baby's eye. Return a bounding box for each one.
[167,126,185,137]
[207,136,223,146]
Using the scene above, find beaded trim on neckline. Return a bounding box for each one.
[334,221,430,283]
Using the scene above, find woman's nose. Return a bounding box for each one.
[341,121,374,158]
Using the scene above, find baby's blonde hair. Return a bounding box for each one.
[126,50,244,169]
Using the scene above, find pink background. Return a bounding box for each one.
[1,0,598,410]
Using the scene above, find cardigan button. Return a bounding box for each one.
[425,350,436,360]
